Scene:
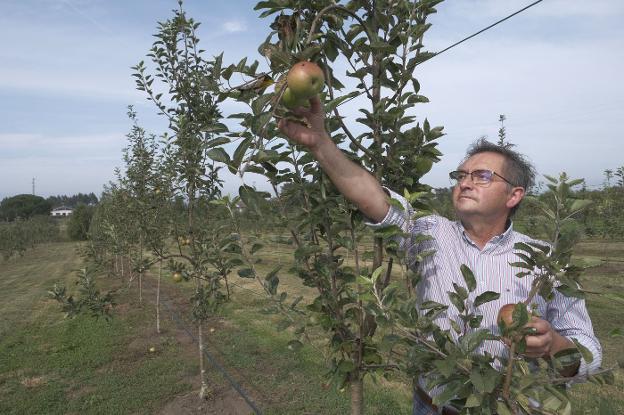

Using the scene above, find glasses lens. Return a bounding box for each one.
[449,171,466,183]
[472,170,493,185]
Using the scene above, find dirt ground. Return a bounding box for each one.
[131,272,263,415]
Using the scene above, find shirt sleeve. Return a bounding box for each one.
[546,292,603,381]
[364,187,413,232]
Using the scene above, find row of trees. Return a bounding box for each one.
[0,193,98,222]
[55,1,617,414]
[0,216,59,260]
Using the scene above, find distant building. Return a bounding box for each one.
[51,206,73,217]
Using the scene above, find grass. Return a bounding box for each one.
[0,238,622,414]
[567,240,624,414]
[0,243,195,415]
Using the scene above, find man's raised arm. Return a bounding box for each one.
[277,96,389,223]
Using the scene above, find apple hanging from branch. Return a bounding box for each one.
[280,61,325,108]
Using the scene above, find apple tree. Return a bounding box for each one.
[215,0,444,413]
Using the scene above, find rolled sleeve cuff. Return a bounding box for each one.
[564,335,602,383]
[364,187,411,232]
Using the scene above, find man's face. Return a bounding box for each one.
[452,152,518,221]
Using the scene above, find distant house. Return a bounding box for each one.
[51,206,73,217]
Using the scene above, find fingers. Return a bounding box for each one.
[500,317,554,358]
[525,317,550,335]
[524,333,552,357]
[523,319,553,357]
[278,118,317,148]
[309,95,322,113]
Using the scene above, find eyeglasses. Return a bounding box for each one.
[449,169,514,187]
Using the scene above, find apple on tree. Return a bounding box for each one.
[281,87,305,109]
[497,303,535,339]
[280,61,324,108]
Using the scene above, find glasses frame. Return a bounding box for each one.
[449,169,514,187]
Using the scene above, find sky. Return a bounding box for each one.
[1,0,622,200]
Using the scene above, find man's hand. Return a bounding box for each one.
[504,316,580,377]
[276,94,390,222]
[277,95,328,151]
[523,317,556,358]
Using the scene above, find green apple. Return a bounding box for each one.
[172,272,183,283]
[281,87,304,109]
[286,61,325,100]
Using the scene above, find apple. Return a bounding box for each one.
[149,346,156,353]
[497,303,517,327]
[172,272,183,283]
[497,303,533,339]
[286,61,324,100]
[281,87,305,109]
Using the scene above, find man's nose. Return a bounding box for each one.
[458,174,473,189]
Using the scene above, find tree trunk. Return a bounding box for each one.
[198,322,209,399]
[156,260,161,334]
[350,375,364,415]
[139,235,143,304]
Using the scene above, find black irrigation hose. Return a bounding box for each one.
[156,290,264,415]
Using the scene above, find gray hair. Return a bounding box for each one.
[464,138,536,215]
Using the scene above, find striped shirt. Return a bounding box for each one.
[367,188,602,383]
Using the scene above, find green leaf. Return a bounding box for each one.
[447,292,465,313]
[469,315,483,329]
[276,319,291,331]
[470,367,498,393]
[433,358,455,377]
[473,291,501,308]
[265,265,281,281]
[237,268,254,278]
[556,284,585,299]
[205,136,230,148]
[452,282,468,300]
[420,300,448,311]
[370,265,385,284]
[251,243,264,254]
[207,148,230,164]
[552,347,582,369]
[608,327,623,337]
[461,329,496,353]
[569,199,592,214]
[373,224,405,239]
[460,264,476,292]
[571,338,594,363]
[337,360,356,373]
[431,381,460,407]
[496,401,513,415]
[232,136,252,168]
[464,394,481,408]
[325,91,360,113]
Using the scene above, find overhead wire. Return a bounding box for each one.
[421,0,545,66]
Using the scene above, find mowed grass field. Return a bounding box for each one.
[0,238,622,414]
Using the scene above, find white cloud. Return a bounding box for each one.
[0,132,125,159]
[222,20,246,33]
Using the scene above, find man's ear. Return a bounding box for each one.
[506,187,525,210]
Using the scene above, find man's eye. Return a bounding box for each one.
[473,170,491,181]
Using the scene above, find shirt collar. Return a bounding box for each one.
[456,219,514,248]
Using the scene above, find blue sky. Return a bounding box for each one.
[1,0,623,200]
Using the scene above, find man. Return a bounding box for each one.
[278,97,602,414]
